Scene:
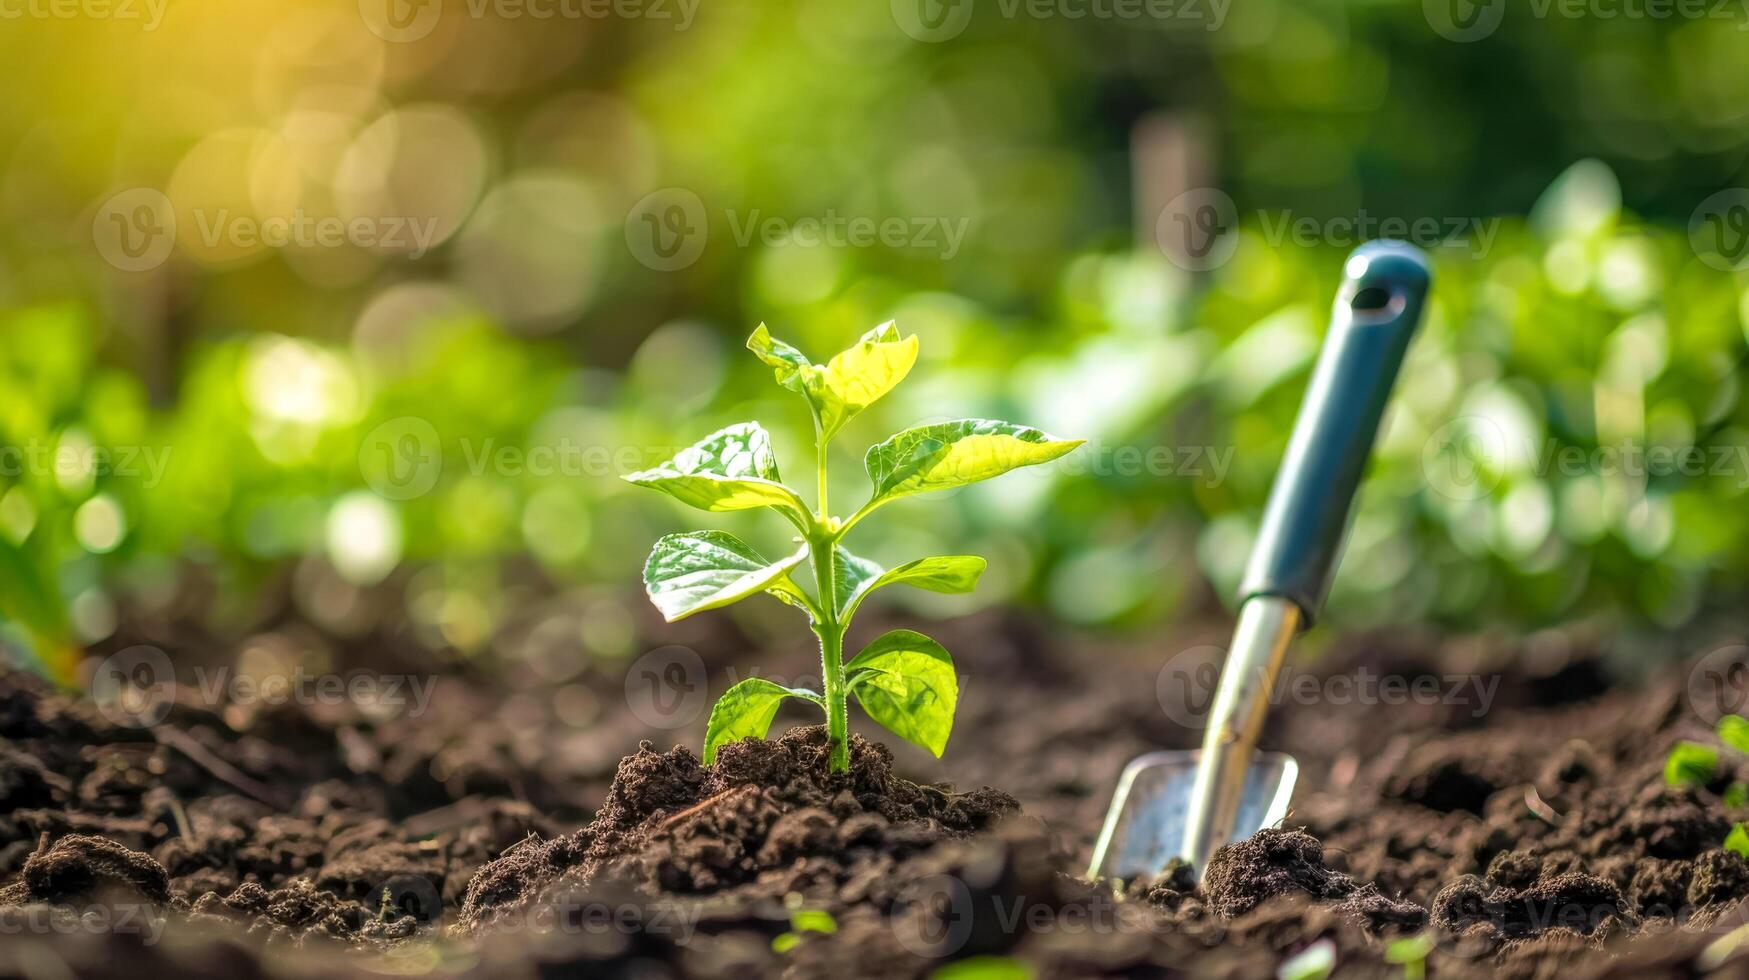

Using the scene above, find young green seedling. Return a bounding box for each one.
[624,323,1082,772]
[1666,741,1718,788]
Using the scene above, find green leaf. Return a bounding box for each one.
[832,546,886,615]
[747,324,918,439]
[1382,935,1433,964]
[1384,933,1433,980]
[765,574,818,618]
[642,531,808,622]
[846,629,958,757]
[623,422,808,522]
[817,322,917,438]
[1276,939,1335,980]
[1721,715,1749,754]
[704,677,821,764]
[747,324,821,398]
[1666,741,1718,787]
[833,547,985,621]
[1728,783,1748,808]
[929,957,1035,980]
[1728,824,1749,858]
[770,932,800,954]
[863,419,1082,506]
[789,908,837,934]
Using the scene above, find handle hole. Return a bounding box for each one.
[1349,285,1404,321]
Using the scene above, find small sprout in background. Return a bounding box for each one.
[1721,715,1749,754]
[1276,938,1336,980]
[1667,741,1719,788]
[1727,783,1748,808]
[1728,824,1749,859]
[770,894,837,953]
[929,956,1036,980]
[1384,933,1435,980]
[626,323,1081,771]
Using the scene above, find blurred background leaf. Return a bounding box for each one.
[0,0,1746,677]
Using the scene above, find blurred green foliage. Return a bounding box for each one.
[1,160,1745,673]
[0,0,1746,669]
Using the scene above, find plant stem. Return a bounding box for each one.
[809,534,849,772]
[809,431,849,773]
[817,620,848,772]
[816,438,829,519]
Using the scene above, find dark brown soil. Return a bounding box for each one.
[5,609,1749,978]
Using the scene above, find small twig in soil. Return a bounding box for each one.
[152,726,290,811]
[500,832,543,859]
[658,785,758,832]
[165,790,195,843]
[1524,785,1562,825]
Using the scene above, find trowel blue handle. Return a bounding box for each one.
[1237,241,1432,626]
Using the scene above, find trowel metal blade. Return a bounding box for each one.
[1087,749,1298,882]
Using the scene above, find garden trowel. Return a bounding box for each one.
[1089,240,1432,882]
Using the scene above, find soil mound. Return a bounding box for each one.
[459,726,1018,931]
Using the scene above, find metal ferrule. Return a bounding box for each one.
[1179,595,1302,871]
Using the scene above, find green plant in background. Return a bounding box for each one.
[1727,823,1749,858]
[1383,934,1434,980]
[625,324,1081,771]
[769,896,837,953]
[1276,938,1335,980]
[1667,741,1719,787]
